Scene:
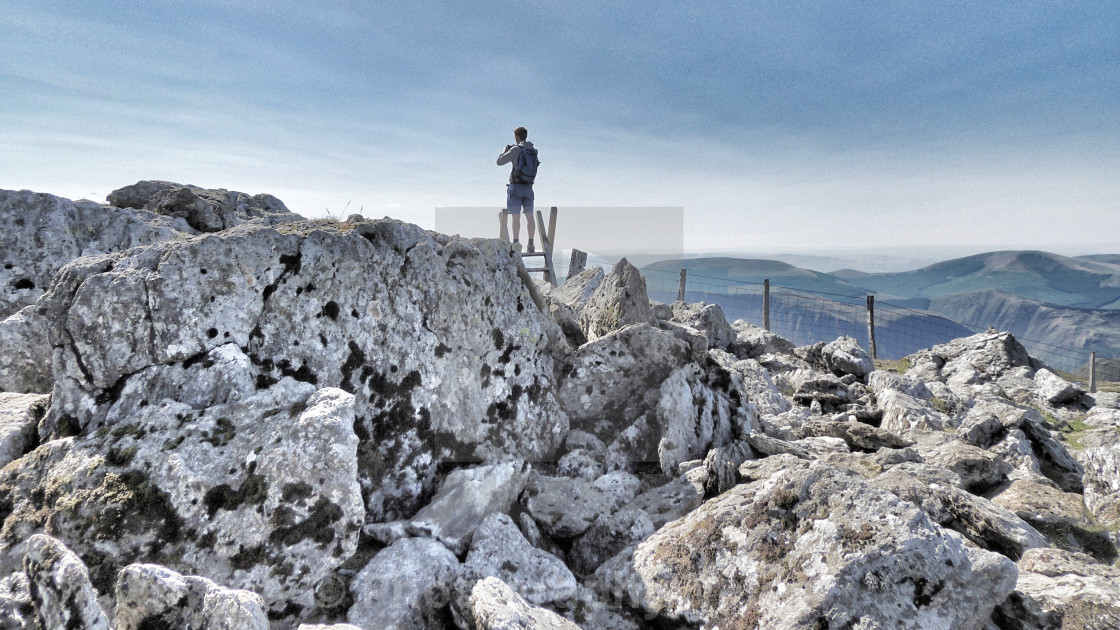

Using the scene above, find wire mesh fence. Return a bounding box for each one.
[637,267,1117,390]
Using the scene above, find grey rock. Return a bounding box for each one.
[521,475,612,539]
[113,563,269,630]
[867,370,933,399]
[1077,428,1120,526]
[549,265,604,312]
[0,572,32,630]
[590,470,643,510]
[298,625,364,630]
[106,180,183,209]
[649,300,674,320]
[728,319,794,359]
[878,389,946,436]
[911,431,1014,494]
[463,513,577,607]
[822,336,875,379]
[347,537,458,630]
[22,220,567,520]
[468,577,580,630]
[625,467,707,529]
[993,480,1116,563]
[875,468,1049,561]
[0,393,46,469]
[407,460,532,555]
[0,307,53,393]
[543,295,586,348]
[791,418,914,452]
[578,258,656,341]
[1,382,364,619]
[595,463,1017,629]
[23,534,111,630]
[906,330,1036,398]
[569,506,656,576]
[721,356,792,415]
[557,448,606,481]
[998,548,1120,630]
[0,189,189,320]
[1034,368,1086,406]
[670,301,736,350]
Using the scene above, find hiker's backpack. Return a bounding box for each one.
[513,146,539,184]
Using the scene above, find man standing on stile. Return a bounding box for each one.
[496,126,536,252]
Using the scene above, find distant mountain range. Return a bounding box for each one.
[642,251,1120,372]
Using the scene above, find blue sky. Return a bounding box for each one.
[3,1,1118,254]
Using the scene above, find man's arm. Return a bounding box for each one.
[496,144,521,166]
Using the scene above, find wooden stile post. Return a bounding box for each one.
[677,269,687,302]
[498,209,509,241]
[763,279,771,331]
[866,295,877,360]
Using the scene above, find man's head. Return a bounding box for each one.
[514,127,528,142]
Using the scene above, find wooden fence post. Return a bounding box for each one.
[1090,351,1097,393]
[567,249,587,279]
[677,269,687,302]
[763,279,771,331]
[866,295,877,360]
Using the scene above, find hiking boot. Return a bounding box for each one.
[527,240,535,253]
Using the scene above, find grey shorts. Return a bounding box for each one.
[506,183,534,215]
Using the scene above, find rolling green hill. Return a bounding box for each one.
[642,257,867,297]
[844,251,1120,310]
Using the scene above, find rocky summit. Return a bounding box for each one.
[1,184,1119,630]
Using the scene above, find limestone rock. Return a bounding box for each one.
[867,370,933,399]
[670,301,736,350]
[347,537,458,630]
[0,307,53,393]
[549,265,604,312]
[625,467,707,529]
[578,258,656,341]
[595,463,1017,629]
[719,355,792,415]
[1076,429,1120,525]
[791,418,914,452]
[405,460,532,555]
[875,468,1049,561]
[468,577,580,630]
[557,449,606,481]
[1,382,365,618]
[911,431,1014,494]
[821,336,875,379]
[0,189,188,320]
[569,506,655,577]
[521,475,613,539]
[113,563,269,630]
[906,331,1035,398]
[0,393,46,468]
[993,480,1116,563]
[462,513,577,607]
[878,388,947,437]
[0,571,32,630]
[728,320,794,359]
[21,220,567,520]
[23,534,111,630]
[996,548,1120,630]
[1033,368,1086,406]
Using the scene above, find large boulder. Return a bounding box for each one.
[669,301,736,350]
[467,577,581,630]
[996,548,1120,629]
[460,512,577,607]
[906,331,1036,398]
[15,220,567,520]
[23,534,111,630]
[109,180,300,232]
[578,258,657,341]
[0,382,364,619]
[548,266,604,313]
[0,189,187,320]
[346,537,458,630]
[595,461,1017,629]
[113,563,269,630]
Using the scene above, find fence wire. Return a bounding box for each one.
[638,267,1117,388]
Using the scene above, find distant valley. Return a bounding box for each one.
[643,250,1120,373]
